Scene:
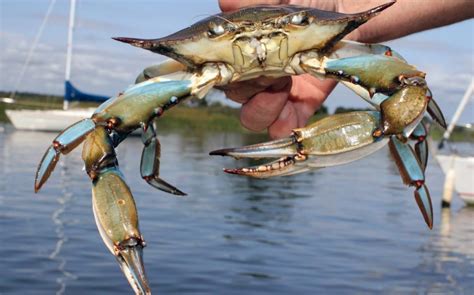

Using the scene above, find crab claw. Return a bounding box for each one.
[211,111,389,178]
[389,136,433,229]
[141,124,186,196]
[92,168,151,294]
[35,118,96,192]
[414,184,434,229]
[427,98,447,129]
[115,239,151,295]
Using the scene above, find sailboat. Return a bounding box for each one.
[4,0,109,132]
[436,78,474,206]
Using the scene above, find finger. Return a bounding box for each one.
[222,83,268,103]
[239,82,291,132]
[289,75,336,107]
[267,76,337,138]
[219,0,284,11]
[290,75,337,126]
[268,101,298,139]
[222,76,290,103]
[219,0,337,12]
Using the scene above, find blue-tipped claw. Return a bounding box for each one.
[34,146,60,192]
[389,136,433,229]
[140,125,186,196]
[91,167,151,294]
[427,98,447,129]
[34,118,96,192]
[389,136,424,184]
[115,241,151,295]
[414,184,433,229]
[144,176,186,196]
[410,122,429,171]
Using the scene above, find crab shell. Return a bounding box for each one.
[114,2,394,76]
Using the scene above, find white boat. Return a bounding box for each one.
[437,155,474,205]
[3,0,108,132]
[5,108,96,132]
[436,78,474,206]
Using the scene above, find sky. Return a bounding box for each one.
[0,0,473,123]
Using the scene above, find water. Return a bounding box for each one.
[0,124,473,295]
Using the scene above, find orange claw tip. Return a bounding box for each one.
[223,167,266,177]
[223,168,243,175]
[34,146,61,194]
[223,168,255,176]
[414,185,434,230]
[34,175,47,193]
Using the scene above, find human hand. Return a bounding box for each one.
[221,75,336,139]
[218,0,473,139]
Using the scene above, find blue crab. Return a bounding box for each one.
[34,2,446,294]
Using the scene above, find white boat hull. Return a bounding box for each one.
[437,154,474,205]
[6,108,95,132]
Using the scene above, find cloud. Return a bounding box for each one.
[41,13,128,32]
[0,31,159,96]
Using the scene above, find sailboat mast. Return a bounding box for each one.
[442,78,474,141]
[64,0,76,110]
[9,0,56,100]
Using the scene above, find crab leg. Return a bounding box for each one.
[427,96,447,128]
[35,118,96,192]
[318,55,425,96]
[83,126,151,295]
[141,124,186,195]
[135,59,187,84]
[35,80,194,192]
[389,136,433,229]
[34,79,199,294]
[308,42,446,128]
[302,47,443,143]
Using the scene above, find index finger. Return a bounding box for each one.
[219,0,284,11]
[219,76,290,103]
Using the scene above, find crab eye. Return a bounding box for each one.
[226,23,238,32]
[290,13,309,26]
[276,17,289,27]
[208,23,225,37]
